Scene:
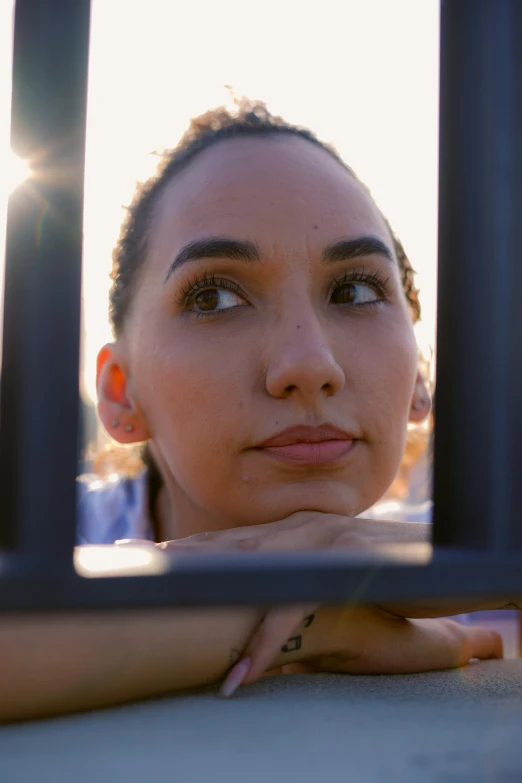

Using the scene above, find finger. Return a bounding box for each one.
[411,620,504,669]
[158,529,266,552]
[169,511,341,551]
[341,618,503,675]
[231,514,338,553]
[242,604,318,684]
[160,510,347,556]
[403,621,503,671]
[458,624,504,662]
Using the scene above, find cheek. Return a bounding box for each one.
[134,326,251,453]
[348,321,417,505]
[347,317,417,436]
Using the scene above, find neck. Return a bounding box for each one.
[152,479,234,542]
[153,484,175,541]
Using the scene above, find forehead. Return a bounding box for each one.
[149,135,392,263]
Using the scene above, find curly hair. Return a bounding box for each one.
[109,98,421,336]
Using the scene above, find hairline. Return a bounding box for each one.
[114,127,411,336]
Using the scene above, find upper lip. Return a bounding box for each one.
[256,424,355,448]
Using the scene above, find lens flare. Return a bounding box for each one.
[6,151,30,194]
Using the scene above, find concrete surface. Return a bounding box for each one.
[1,659,522,782]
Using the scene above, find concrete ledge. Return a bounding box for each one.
[2,659,522,782]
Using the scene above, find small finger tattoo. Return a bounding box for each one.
[303,614,315,628]
[281,635,302,653]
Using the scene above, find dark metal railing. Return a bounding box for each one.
[0,0,521,612]
[0,0,89,564]
[434,0,522,552]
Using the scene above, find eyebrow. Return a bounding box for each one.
[164,237,260,282]
[163,234,393,283]
[323,236,394,264]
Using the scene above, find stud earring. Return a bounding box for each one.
[111,419,119,428]
[125,424,134,432]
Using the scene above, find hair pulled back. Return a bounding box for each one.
[109,98,421,336]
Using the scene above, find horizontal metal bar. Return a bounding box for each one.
[0,548,521,612]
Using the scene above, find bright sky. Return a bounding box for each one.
[1,0,439,401]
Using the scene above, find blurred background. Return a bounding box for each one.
[1,0,439,477]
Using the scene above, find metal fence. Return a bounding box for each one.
[0,0,521,612]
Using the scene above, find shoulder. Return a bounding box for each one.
[76,470,154,544]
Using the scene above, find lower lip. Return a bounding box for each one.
[257,439,355,466]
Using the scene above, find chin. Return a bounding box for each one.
[258,482,365,521]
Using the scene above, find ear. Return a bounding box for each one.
[408,371,432,423]
[96,344,151,443]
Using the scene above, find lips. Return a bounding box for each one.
[255,424,356,466]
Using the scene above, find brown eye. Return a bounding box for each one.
[331,283,357,305]
[331,281,380,306]
[195,289,219,311]
[190,285,246,314]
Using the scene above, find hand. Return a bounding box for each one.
[222,605,503,695]
[159,512,503,690]
[159,509,431,554]
[159,510,486,618]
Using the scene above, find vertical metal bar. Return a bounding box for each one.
[0,0,91,558]
[433,0,522,550]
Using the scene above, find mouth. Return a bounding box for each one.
[254,424,357,467]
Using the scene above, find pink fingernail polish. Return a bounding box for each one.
[220,657,252,698]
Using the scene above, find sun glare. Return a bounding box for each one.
[6,151,29,194]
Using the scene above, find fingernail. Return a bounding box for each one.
[220,657,251,698]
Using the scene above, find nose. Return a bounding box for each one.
[264,309,346,402]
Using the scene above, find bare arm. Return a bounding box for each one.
[0,594,504,721]
[0,520,430,722]
[0,513,510,722]
[0,606,308,722]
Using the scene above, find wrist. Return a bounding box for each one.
[272,610,325,668]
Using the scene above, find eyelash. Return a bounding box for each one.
[176,272,245,309]
[176,268,391,316]
[330,268,391,301]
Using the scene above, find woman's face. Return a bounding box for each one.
[103,135,419,534]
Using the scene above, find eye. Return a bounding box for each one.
[193,286,245,313]
[177,273,249,317]
[331,282,380,306]
[330,270,389,307]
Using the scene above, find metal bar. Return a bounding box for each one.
[433,0,522,550]
[0,550,521,611]
[0,0,91,558]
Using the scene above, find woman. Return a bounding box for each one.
[2,102,507,722]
